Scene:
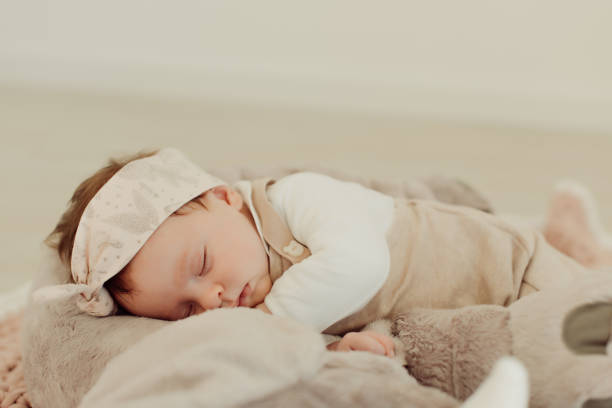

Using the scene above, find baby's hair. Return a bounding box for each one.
[45,149,210,303]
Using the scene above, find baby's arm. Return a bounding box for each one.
[263,172,395,331]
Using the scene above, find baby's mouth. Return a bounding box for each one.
[238,283,252,307]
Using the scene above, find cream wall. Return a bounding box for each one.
[1,2,611,291]
[1,1,611,131]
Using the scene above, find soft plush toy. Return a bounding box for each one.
[366,181,612,408]
[367,270,612,408]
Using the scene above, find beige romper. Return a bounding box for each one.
[251,178,588,335]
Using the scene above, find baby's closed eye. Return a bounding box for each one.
[198,247,208,276]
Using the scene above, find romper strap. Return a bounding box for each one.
[251,178,311,265]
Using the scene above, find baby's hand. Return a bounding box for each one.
[327,331,395,357]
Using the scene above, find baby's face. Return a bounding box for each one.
[115,185,271,320]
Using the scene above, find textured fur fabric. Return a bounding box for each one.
[22,167,492,408]
[245,356,527,408]
[392,306,512,401]
[383,272,612,408]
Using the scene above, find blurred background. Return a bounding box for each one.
[1,1,611,291]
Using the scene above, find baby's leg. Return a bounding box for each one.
[518,229,589,298]
[520,181,612,298]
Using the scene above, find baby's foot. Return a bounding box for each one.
[543,181,612,269]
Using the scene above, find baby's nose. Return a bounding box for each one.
[200,284,224,310]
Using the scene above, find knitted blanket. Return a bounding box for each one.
[0,312,29,408]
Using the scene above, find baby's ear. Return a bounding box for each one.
[211,185,243,209]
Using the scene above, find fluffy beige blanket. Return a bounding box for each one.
[79,308,459,408]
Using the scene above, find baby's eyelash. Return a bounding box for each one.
[199,247,207,276]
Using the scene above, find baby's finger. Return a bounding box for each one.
[362,331,395,357]
[352,335,387,355]
[338,333,386,355]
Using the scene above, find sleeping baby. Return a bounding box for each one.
[41,148,589,357]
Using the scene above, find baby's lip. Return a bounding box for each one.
[238,283,252,307]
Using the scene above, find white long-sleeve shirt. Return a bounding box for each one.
[234,172,395,331]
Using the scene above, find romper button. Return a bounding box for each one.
[283,240,304,257]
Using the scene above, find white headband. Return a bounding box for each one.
[34,148,225,316]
